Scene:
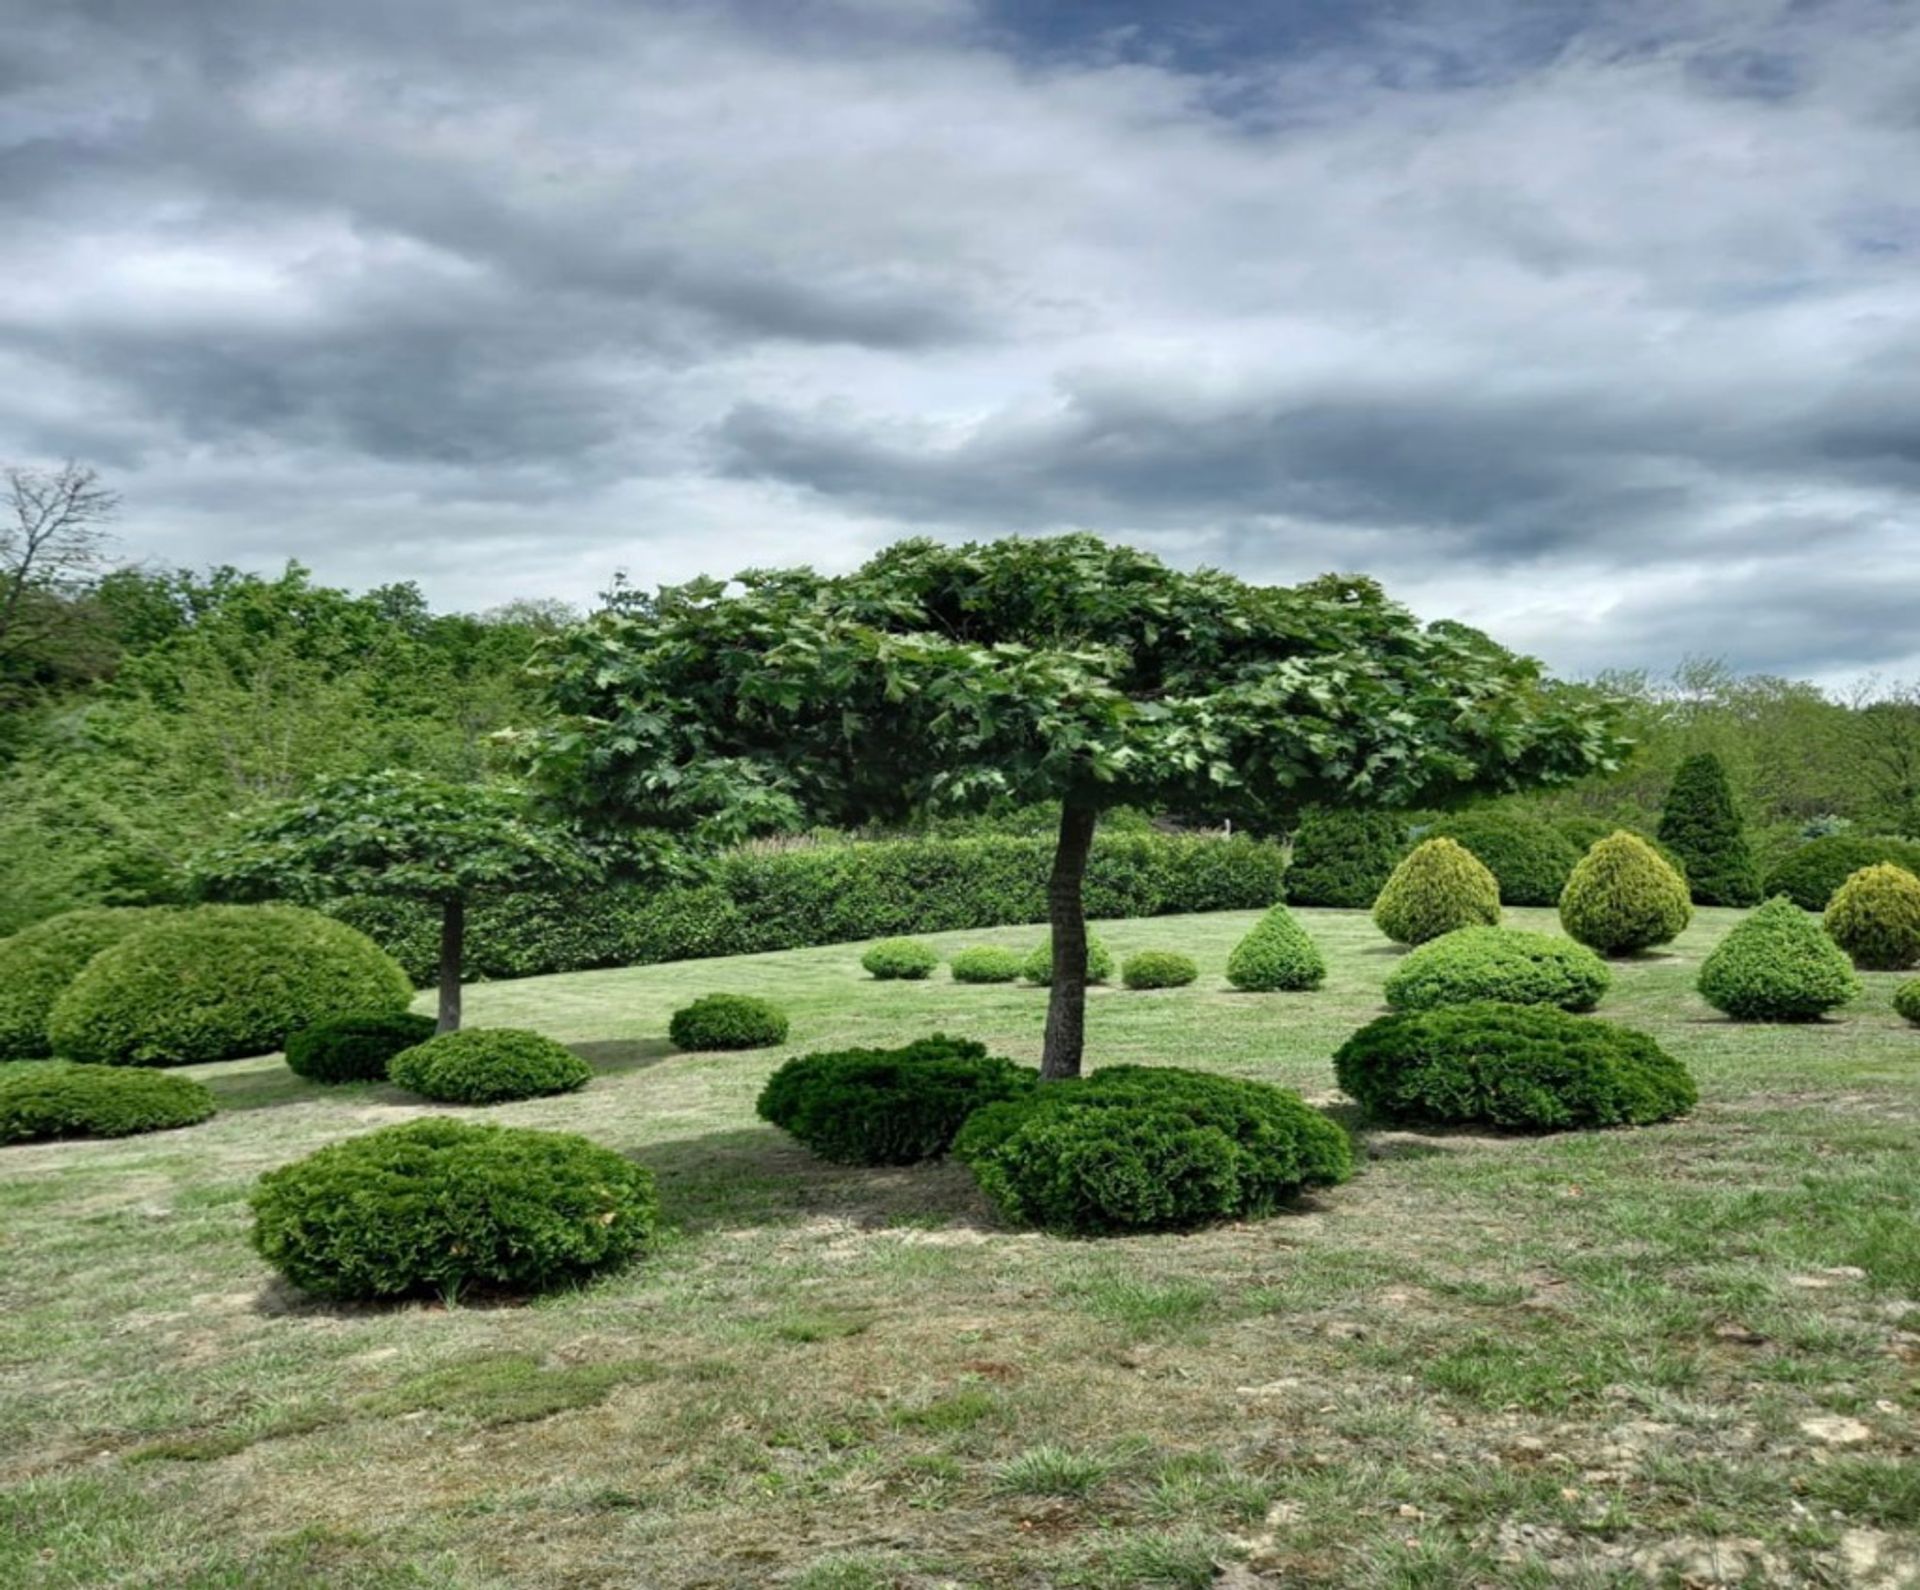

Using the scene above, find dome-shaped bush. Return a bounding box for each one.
[1558,832,1692,956]
[0,908,172,1061]
[953,1066,1351,1236]
[1021,932,1113,986]
[1334,1003,1696,1129]
[1823,864,1920,971]
[1225,904,1325,992]
[1697,897,1861,1020]
[48,906,413,1067]
[0,1062,217,1145]
[1657,753,1762,906]
[1552,815,1615,854]
[1383,927,1609,1014]
[1762,835,1920,911]
[1422,813,1581,907]
[250,1118,657,1301]
[668,993,789,1051]
[1284,807,1408,908]
[1894,978,1920,1026]
[388,1027,593,1104]
[860,938,940,980]
[950,946,1024,984]
[285,1012,438,1085]
[757,1034,1035,1164]
[1371,838,1501,946]
[1121,951,1198,990]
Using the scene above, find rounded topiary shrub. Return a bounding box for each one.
[953,1066,1352,1236]
[1657,753,1763,907]
[1371,838,1501,946]
[1894,978,1920,1026]
[0,1062,217,1145]
[285,1012,439,1084]
[1558,832,1692,956]
[48,906,412,1067]
[0,908,171,1062]
[250,1118,657,1301]
[1333,1003,1697,1130]
[1121,951,1198,990]
[1383,927,1610,1014]
[756,1033,1036,1165]
[1021,932,1113,986]
[1226,903,1325,992]
[1284,807,1408,908]
[388,1028,593,1104]
[950,946,1024,984]
[1552,815,1615,855]
[860,937,940,981]
[1762,835,1920,911]
[669,993,790,1051]
[1423,812,1581,907]
[1696,897,1860,1021]
[1824,864,1920,971]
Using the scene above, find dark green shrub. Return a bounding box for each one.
[1824,864,1920,971]
[860,938,940,980]
[1422,812,1580,907]
[1021,932,1113,986]
[1285,807,1408,908]
[1894,979,1920,1026]
[250,1118,657,1301]
[0,908,172,1061]
[756,1034,1036,1164]
[1333,1003,1697,1129]
[0,1062,216,1145]
[949,946,1024,984]
[1559,832,1692,955]
[1121,951,1198,990]
[1552,815,1615,854]
[669,994,789,1051]
[1762,835,1920,912]
[1371,838,1501,946]
[388,1028,593,1104]
[48,906,412,1067]
[286,1012,438,1084]
[953,1066,1351,1235]
[1225,903,1325,991]
[1697,897,1860,1020]
[1383,927,1609,1014]
[1657,753,1763,906]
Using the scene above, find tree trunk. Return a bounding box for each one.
[437,896,465,1034]
[1040,800,1099,1081]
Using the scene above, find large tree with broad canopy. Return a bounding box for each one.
[523,536,1627,1078]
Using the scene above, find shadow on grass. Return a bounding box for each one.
[569,1038,678,1075]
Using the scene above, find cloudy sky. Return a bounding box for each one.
[3,0,1917,684]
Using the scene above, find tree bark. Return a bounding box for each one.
[1040,800,1099,1081]
[437,896,465,1034]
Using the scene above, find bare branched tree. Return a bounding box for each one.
[0,462,119,668]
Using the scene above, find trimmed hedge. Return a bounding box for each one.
[953,1066,1352,1235]
[49,906,413,1067]
[1697,897,1860,1020]
[756,1034,1035,1164]
[1823,864,1920,971]
[1225,903,1325,992]
[1022,932,1114,986]
[1895,979,1920,1026]
[1657,753,1763,906]
[250,1118,657,1301]
[669,994,789,1051]
[1383,927,1609,1014]
[949,946,1024,984]
[1371,839,1502,946]
[1559,832,1692,955]
[1285,807,1408,908]
[388,1028,593,1104]
[1334,1003,1697,1129]
[0,1061,216,1145]
[1121,951,1198,990]
[861,938,940,980]
[1422,812,1581,907]
[286,1013,438,1085]
[1761,835,1920,912]
[0,908,171,1062]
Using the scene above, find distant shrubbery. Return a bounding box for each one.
[388,1028,593,1104]
[1384,927,1609,1014]
[1284,808,1407,908]
[949,946,1024,984]
[1022,932,1114,986]
[1761,836,1920,912]
[668,994,789,1051]
[1372,839,1501,946]
[1120,951,1198,990]
[0,907,171,1061]
[0,1062,216,1145]
[1697,898,1859,1020]
[861,938,940,980]
[286,1012,437,1084]
[1225,904,1325,991]
[1421,813,1580,907]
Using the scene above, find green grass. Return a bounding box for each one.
[1,906,1916,1587]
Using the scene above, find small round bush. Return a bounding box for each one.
[1824,863,1920,971]
[1021,932,1113,986]
[1333,1003,1697,1130]
[860,937,940,981]
[285,1012,439,1084]
[250,1118,657,1301]
[0,908,171,1061]
[0,1062,217,1145]
[1121,951,1198,990]
[1284,806,1408,908]
[49,905,413,1067]
[953,1066,1352,1236]
[388,1028,593,1105]
[1423,812,1581,907]
[669,993,790,1051]
[1762,835,1920,911]
[1558,832,1692,956]
[1226,903,1325,991]
[757,1033,1036,1164]
[950,946,1024,984]
[1894,978,1920,1026]
[1697,897,1861,1020]
[1384,927,1610,1014]
[1371,838,1501,946]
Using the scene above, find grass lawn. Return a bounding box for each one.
[2,907,1916,1589]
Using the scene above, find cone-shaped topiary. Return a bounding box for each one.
[1823,864,1920,971]
[1371,838,1501,946]
[1559,832,1692,956]
[1225,904,1326,991]
[0,908,172,1062]
[1894,978,1920,1026]
[1384,927,1609,1013]
[1021,932,1113,986]
[1284,807,1408,908]
[1697,897,1861,1020]
[1422,812,1581,907]
[1657,753,1762,906]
